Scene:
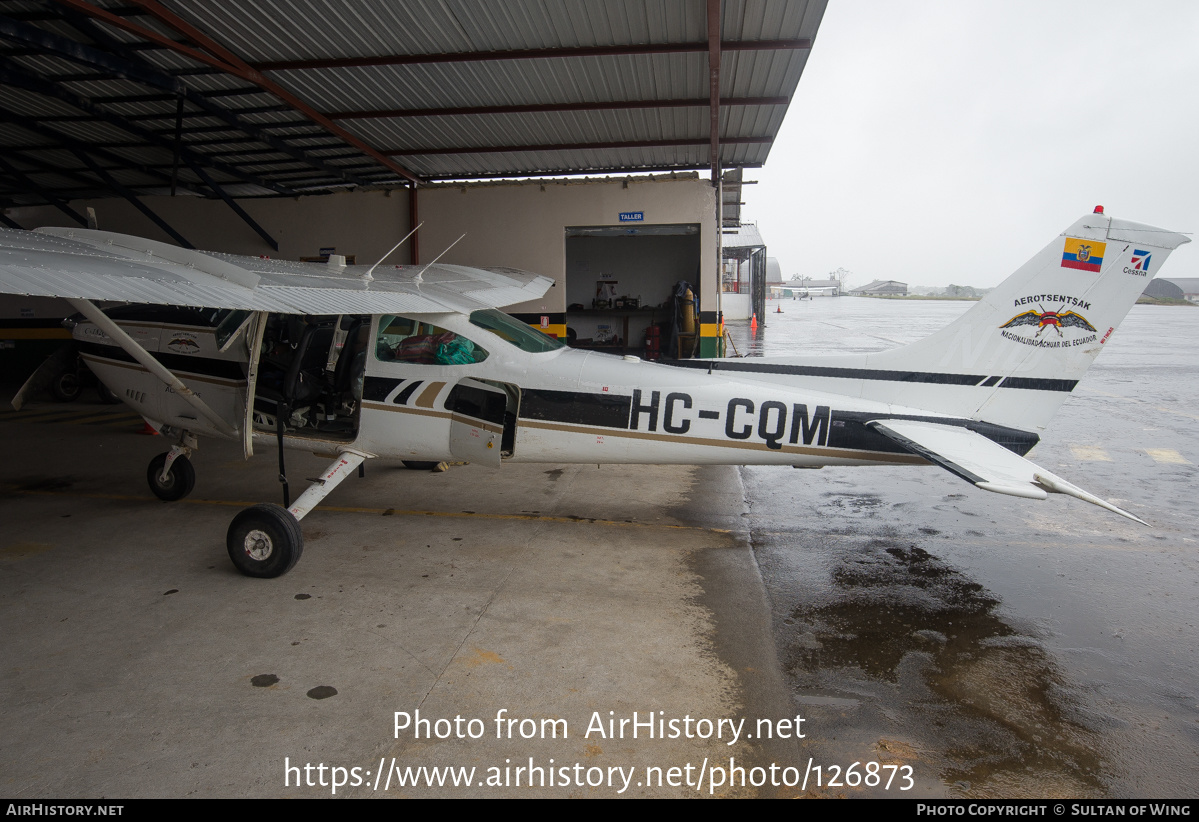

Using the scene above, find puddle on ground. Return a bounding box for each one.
[781,532,1106,798]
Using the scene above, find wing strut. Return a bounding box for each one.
[66,298,238,438]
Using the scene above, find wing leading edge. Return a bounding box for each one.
[867,419,1147,525]
[0,227,553,315]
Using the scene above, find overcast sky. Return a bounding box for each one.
[744,1,1199,288]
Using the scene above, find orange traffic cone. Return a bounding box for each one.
[750,313,758,330]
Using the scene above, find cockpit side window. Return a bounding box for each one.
[468,309,564,352]
[374,315,488,365]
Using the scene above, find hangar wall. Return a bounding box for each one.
[8,173,722,354]
[417,174,720,354]
[8,189,411,265]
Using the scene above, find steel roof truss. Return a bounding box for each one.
[73,147,193,248]
[0,153,88,225]
[5,9,370,188]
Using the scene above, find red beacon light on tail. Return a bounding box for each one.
[1094,205,1105,214]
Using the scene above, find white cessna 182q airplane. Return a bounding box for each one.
[0,207,1188,577]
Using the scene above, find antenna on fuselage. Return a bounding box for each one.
[363,221,424,281]
[413,233,466,284]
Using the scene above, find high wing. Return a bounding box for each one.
[867,419,1147,525]
[0,227,552,314]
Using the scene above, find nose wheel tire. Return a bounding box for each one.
[227,504,304,578]
[147,452,195,501]
[50,371,81,402]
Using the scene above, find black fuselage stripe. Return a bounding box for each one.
[513,387,1039,457]
[668,359,1077,392]
[77,341,245,380]
[519,388,633,429]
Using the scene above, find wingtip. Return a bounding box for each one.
[1033,472,1148,526]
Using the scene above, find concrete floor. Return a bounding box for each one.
[6,300,1196,799]
[0,396,797,798]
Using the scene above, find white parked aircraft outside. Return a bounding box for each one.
[0,207,1187,577]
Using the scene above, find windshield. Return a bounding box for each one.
[469,309,564,353]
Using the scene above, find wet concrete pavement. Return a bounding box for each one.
[0,299,1194,798]
[0,399,795,798]
[732,299,1199,797]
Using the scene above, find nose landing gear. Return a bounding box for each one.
[147,435,198,502]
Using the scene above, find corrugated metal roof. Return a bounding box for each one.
[722,222,764,248]
[0,0,825,210]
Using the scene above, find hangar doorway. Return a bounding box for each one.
[564,223,701,358]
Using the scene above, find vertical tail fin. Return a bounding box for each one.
[864,209,1189,430]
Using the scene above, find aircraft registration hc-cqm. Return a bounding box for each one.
[0,207,1189,577]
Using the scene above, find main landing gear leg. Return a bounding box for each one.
[226,448,371,578]
[147,431,198,502]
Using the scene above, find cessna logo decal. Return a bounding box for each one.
[1000,303,1098,349]
[630,389,830,449]
[1124,249,1152,277]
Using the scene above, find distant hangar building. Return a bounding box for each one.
[850,279,908,296]
[1143,278,1199,303]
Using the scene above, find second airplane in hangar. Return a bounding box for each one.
[0,206,1188,576]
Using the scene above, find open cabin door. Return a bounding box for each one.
[447,378,516,467]
[242,311,269,459]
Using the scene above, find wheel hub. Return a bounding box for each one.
[243,529,274,561]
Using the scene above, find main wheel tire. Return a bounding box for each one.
[50,371,81,402]
[401,460,440,470]
[147,452,196,501]
[226,504,304,578]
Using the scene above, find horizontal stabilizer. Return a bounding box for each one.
[867,419,1147,525]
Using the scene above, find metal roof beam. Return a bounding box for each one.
[5,9,372,188]
[382,136,772,157]
[0,154,88,225]
[73,148,193,248]
[418,164,762,182]
[0,59,298,196]
[253,39,813,72]
[327,96,788,120]
[1,147,155,198]
[185,162,278,251]
[149,121,320,136]
[0,103,212,197]
[53,0,421,184]
[707,0,721,183]
[82,88,276,107]
[201,146,362,162]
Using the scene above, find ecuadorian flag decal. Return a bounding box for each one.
[1061,237,1106,272]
